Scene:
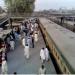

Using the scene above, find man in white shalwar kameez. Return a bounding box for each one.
[22,38,25,47]
[27,36,31,48]
[44,48,49,61]
[40,48,45,63]
[39,65,46,75]
[18,34,21,41]
[35,23,38,29]
[1,58,8,74]
[24,44,30,59]
[31,26,34,32]
[10,40,15,50]
[20,25,25,32]
[34,31,38,42]
[31,23,34,32]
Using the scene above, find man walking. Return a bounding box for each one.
[1,58,8,74]
[39,65,46,75]
[40,48,45,63]
[44,48,49,61]
[24,44,30,59]
[22,37,26,47]
[10,39,15,50]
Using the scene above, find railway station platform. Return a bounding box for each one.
[0,29,56,74]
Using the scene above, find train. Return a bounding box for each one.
[39,17,75,74]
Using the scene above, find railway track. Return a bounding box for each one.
[48,17,75,32]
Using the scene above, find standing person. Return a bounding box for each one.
[10,34,14,41]
[1,58,8,74]
[24,21,27,28]
[40,48,45,63]
[16,27,21,41]
[24,28,29,36]
[39,65,46,75]
[10,39,15,50]
[22,37,25,47]
[16,27,20,35]
[24,44,30,59]
[27,36,31,48]
[31,33,34,48]
[34,22,38,30]
[44,48,49,61]
[2,51,7,61]
[34,31,38,42]
[2,42,7,61]
[6,35,11,51]
[20,22,25,32]
[31,23,34,32]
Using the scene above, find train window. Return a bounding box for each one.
[52,45,54,51]
[57,55,59,60]
[54,49,56,54]
[54,51,57,57]
[53,46,55,51]
[52,47,55,52]
[50,43,53,50]
[64,66,67,73]
[60,60,63,67]
[44,28,46,30]
[52,44,54,50]
[60,61,67,73]
[53,47,55,54]
[56,52,57,56]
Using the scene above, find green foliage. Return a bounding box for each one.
[4,0,35,15]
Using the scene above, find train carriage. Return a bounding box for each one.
[39,18,75,74]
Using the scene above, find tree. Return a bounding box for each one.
[4,0,35,16]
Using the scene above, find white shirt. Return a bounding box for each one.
[21,25,25,31]
[39,68,46,75]
[22,38,25,47]
[34,33,38,42]
[2,60,8,73]
[44,48,49,59]
[40,49,45,60]
[35,23,38,28]
[27,37,31,46]
[25,46,29,53]
[10,41,15,48]
[24,45,29,58]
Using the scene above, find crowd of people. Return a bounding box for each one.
[20,18,39,59]
[1,18,50,75]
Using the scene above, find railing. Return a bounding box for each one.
[0,15,10,27]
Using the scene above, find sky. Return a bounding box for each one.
[0,0,5,8]
[34,0,75,11]
[0,0,75,11]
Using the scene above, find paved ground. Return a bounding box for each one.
[0,31,56,74]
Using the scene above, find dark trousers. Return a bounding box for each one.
[32,39,34,48]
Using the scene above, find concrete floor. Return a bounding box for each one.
[0,31,56,74]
